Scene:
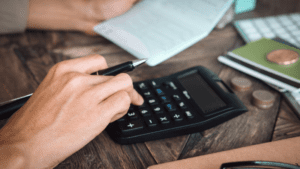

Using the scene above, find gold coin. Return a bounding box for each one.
[266,49,299,65]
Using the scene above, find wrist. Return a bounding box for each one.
[26,0,88,32]
[0,144,26,169]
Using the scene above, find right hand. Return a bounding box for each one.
[0,54,144,169]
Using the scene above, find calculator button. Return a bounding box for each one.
[156,114,171,124]
[160,96,171,103]
[172,94,181,101]
[165,103,177,112]
[152,106,164,114]
[119,120,144,133]
[142,91,153,98]
[150,81,159,88]
[138,103,146,108]
[138,82,148,90]
[127,111,139,119]
[144,117,158,127]
[184,110,194,119]
[182,90,191,100]
[163,81,177,90]
[117,116,127,122]
[177,101,187,109]
[148,98,158,105]
[169,112,184,121]
[129,105,135,111]
[139,108,151,117]
[155,88,165,96]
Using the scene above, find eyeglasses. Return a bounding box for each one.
[220,161,300,169]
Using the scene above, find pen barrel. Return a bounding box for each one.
[93,61,134,76]
[0,96,30,119]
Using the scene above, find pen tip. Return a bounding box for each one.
[132,58,147,67]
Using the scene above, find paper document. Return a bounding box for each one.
[94,0,234,66]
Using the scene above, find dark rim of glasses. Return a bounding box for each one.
[220,161,300,169]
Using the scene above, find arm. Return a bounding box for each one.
[0,0,137,35]
[0,54,144,169]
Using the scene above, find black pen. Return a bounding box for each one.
[91,58,147,76]
[0,58,147,119]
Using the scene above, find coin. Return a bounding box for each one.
[230,77,252,92]
[266,49,299,65]
[252,90,275,109]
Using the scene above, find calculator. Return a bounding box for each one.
[105,66,248,144]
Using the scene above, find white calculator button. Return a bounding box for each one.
[248,33,262,41]
[287,25,298,31]
[259,27,272,33]
[291,92,300,100]
[290,13,300,21]
[274,28,286,34]
[278,15,289,21]
[244,28,259,34]
[291,30,300,36]
[294,42,300,47]
[270,23,282,29]
[238,20,255,29]
[295,36,300,41]
[263,32,276,39]
[278,35,292,41]
[287,39,297,45]
[279,33,291,37]
[281,20,294,26]
[265,17,277,22]
[253,19,266,25]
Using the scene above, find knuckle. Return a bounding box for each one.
[116,73,133,87]
[51,60,69,76]
[66,74,85,88]
[97,55,107,66]
[118,91,131,105]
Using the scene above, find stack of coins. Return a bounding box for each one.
[230,77,252,92]
[252,90,275,109]
[266,49,299,65]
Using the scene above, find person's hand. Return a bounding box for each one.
[0,54,144,169]
[26,0,138,35]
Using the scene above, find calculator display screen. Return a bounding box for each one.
[178,73,226,114]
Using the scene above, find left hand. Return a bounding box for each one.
[27,0,138,35]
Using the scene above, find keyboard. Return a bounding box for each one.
[233,13,300,118]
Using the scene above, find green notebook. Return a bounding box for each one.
[230,38,300,81]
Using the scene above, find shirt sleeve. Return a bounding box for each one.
[0,0,29,34]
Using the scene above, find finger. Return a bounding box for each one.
[79,74,114,86]
[90,73,134,102]
[96,90,131,123]
[110,110,127,123]
[79,20,99,36]
[53,54,108,75]
[127,89,144,106]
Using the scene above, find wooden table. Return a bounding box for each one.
[1,1,300,168]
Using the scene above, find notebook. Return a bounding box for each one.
[94,0,234,66]
[219,38,300,92]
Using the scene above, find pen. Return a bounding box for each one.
[0,58,147,119]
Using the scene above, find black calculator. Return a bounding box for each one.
[105,66,248,144]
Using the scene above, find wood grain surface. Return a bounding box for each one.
[0,1,300,169]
